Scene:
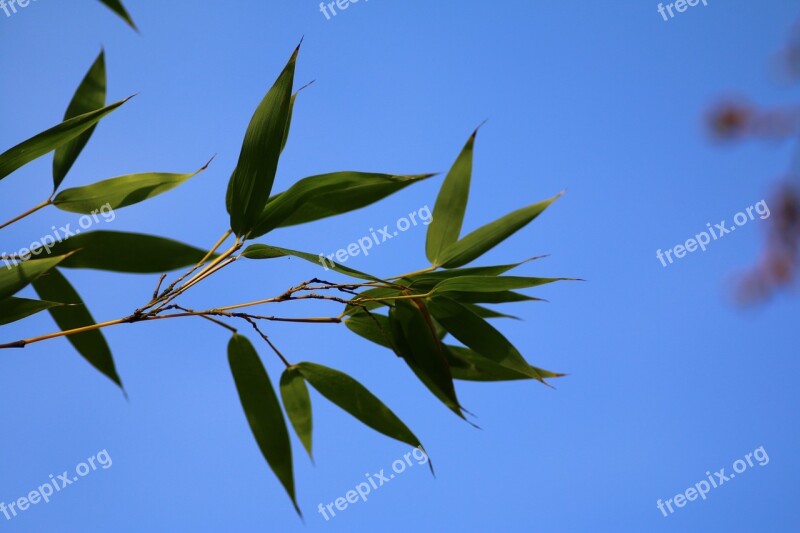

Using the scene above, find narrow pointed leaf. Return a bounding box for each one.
[345,311,393,349]
[251,172,434,237]
[242,244,379,281]
[280,368,314,460]
[0,97,132,182]
[228,46,298,237]
[53,163,209,213]
[32,269,122,388]
[432,275,571,295]
[463,304,520,320]
[427,297,554,382]
[0,297,66,326]
[426,130,477,264]
[446,345,564,382]
[437,193,562,268]
[49,231,214,273]
[0,255,69,301]
[405,258,545,289]
[389,300,463,418]
[97,0,137,30]
[296,362,423,450]
[53,51,107,190]
[228,335,300,515]
[448,290,544,305]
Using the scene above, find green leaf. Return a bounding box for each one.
[432,275,571,295]
[345,311,393,349]
[242,244,379,281]
[405,258,545,289]
[53,51,107,190]
[251,172,434,237]
[447,290,544,305]
[462,304,520,320]
[426,297,554,383]
[437,192,563,268]
[228,46,298,237]
[344,286,408,315]
[389,300,462,417]
[0,255,69,301]
[53,163,210,214]
[228,335,300,515]
[296,362,424,451]
[280,368,313,461]
[0,97,132,182]
[97,0,138,31]
[0,297,66,326]
[426,129,478,264]
[32,269,123,388]
[49,231,214,273]
[446,345,563,382]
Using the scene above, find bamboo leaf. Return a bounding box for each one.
[426,297,555,383]
[49,231,214,273]
[228,46,298,237]
[446,345,564,382]
[389,300,462,418]
[32,269,123,389]
[228,335,300,515]
[97,0,137,31]
[53,50,107,190]
[426,129,478,264]
[0,297,66,326]
[251,172,434,237]
[52,163,210,213]
[280,368,314,461]
[242,244,379,281]
[437,193,562,268]
[432,275,572,295]
[0,255,69,301]
[0,97,132,182]
[296,362,424,451]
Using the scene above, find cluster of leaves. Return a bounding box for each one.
[0,40,572,516]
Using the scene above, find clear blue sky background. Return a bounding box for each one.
[1,1,798,531]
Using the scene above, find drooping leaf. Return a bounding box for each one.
[242,244,380,281]
[280,367,314,461]
[228,46,298,237]
[228,335,300,515]
[0,97,132,182]
[462,303,520,320]
[344,311,393,349]
[251,172,434,237]
[32,269,123,388]
[446,345,564,382]
[52,163,210,213]
[49,231,214,273]
[432,275,571,295]
[0,255,69,301]
[0,297,66,326]
[389,300,462,417]
[296,362,424,451]
[53,50,107,190]
[426,129,477,264]
[426,297,554,383]
[97,0,137,31]
[447,290,544,305]
[436,192,563,268]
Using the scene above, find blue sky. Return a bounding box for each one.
[1,1,799,531]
